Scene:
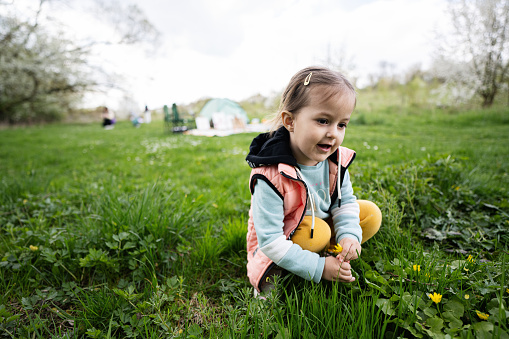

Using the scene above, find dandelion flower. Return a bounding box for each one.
[464,294,470,300]
[29,245,38,251]
[476,311,489,320]
[428,292,442,304]
[413,265,421,272]
[506,288,509,294]
[467,255,475,263]
[329,244,343,255]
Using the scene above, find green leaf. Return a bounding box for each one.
[442,311,463,329]
[275,327,291,339]
[473,321,494,333]
[407,324,424,338]
[105,241,118,249]
[444,299,464,318]
[376,298,395,316]
[123,241,136,249]
[389,294,400,302]
[423,307,438,318]
[365,278,390,297]
[426,316,444,333]
[187,324,203,336]
[365,269,390,286]
[487,297,505,311]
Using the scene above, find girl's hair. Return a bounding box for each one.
[269,66,356,133]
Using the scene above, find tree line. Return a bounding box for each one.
[1,0,508,125]
[0,0,159,124]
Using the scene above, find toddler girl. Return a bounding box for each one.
[246,66,381,294]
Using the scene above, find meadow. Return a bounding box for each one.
[0,103,508,338]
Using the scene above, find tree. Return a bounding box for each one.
[0,0,159,124]
[435,0,509,107]
[0,7,89,123]
[321,42,358,87]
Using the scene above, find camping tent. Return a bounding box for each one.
[197,98,248,130]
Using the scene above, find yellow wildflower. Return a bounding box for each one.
[413,265,421,272]
[329,244,343,255]
[23,199,28,204]
[476,311,489,320]
[464,267,469,272]
[506,288,509,294]
[428,292,442,304]
[29,245,38,251]
[464,294,470,300]
[467,255,475,263]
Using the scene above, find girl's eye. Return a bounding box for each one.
[318,119,328,125]
[338,123,347,129]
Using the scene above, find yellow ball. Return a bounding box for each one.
[291,216,331,253]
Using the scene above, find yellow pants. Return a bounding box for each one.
[357,199,382,244]
[257,200,382,294]
[292,200,382,253]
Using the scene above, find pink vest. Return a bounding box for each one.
[246,147,356,291]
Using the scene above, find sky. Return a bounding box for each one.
[12,0,450,113]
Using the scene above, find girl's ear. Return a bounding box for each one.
[281,111,294,132]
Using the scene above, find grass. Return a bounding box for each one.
[0,104,508,338]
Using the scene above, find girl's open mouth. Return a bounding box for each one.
[317,144,332,152]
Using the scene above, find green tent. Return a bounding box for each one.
[199,98,248,125]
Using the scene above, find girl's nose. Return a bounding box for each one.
[326,128,338,139]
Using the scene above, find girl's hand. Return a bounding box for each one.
[338,238,361,262]
[322,256,355,282]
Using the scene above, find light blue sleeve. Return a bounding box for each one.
[252,180,325,283]
[331,170,362,243]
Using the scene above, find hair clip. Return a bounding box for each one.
[304,72,312,86]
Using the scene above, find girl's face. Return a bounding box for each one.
[283,87,355,166]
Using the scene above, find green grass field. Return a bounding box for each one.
[1,106,508,338]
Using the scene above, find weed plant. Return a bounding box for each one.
[0,106,508,338]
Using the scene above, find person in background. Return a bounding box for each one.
[101,107,115,130]
[130,111,142,127]
[143,105,151,124]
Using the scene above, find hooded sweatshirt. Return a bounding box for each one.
[245,127,361,291]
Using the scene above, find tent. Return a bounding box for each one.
[197,98,248,131]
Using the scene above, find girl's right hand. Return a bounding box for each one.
[322,256,355,282]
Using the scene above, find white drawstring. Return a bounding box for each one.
[294,147,341,239]
[337,148,342,203]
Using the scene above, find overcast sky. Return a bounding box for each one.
[14,0,450,112]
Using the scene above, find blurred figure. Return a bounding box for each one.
[130,111,143,127]
[143,105,151,123]
[102,107,115,130]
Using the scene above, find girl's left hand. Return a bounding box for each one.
[338,238,361,262]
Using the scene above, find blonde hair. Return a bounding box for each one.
[269,66,356,133]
